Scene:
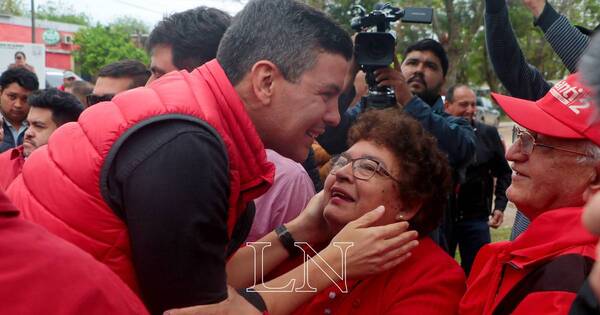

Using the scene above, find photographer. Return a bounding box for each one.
[319,39,474,170]
[318,38,475,252]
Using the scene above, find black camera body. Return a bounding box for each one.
[351,4,433,110]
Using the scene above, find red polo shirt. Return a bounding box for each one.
[0,146,24,190]
[0,190,148,314]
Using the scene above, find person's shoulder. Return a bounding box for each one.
[266,149,308,178]
[0,217,148,313]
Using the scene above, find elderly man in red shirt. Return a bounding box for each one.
[460,73,600,315]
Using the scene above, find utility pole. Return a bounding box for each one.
[31,0,35,43]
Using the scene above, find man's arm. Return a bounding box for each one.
[107,121,230,314]
[485,0,551,100]
[525,0,590,73]
[402,96,475,168]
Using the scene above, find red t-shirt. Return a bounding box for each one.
[0,190,148,314]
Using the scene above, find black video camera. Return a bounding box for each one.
[351,3,433,110]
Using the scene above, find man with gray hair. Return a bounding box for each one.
[460,73,600,315]
[7,0,417,314]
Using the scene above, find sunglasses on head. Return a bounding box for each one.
[86,94,115,106]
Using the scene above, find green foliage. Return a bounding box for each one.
[316,0,600,92]
[74,24,148,78]
[0,0,25,15]
[35,0,90,25]
[110,16,150,35]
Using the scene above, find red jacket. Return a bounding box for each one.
[278,237,465,315]
[460,207,598,315]
[0,189,148,314]
[0,145,24,190]
[7,60,275,292]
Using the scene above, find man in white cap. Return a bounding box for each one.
[58,70,76,91]
[460,73,600,315]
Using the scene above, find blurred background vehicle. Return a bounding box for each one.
[45,67,83,89]
[476,96,500,127]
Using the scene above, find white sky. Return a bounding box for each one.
[34,0,247,28]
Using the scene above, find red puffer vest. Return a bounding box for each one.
[7,60,275,293]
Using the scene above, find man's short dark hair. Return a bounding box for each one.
[14,51,25,59]
[97,60,150,89]
[445,84,471,103]
[217,0,353,85]
[27,88,83,126]
[404,39,449,77]
[147,7,231,71]
[0,67,39,91]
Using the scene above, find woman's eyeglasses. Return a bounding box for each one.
[330,155,401,183]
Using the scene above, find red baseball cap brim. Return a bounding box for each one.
[491,92,585,139]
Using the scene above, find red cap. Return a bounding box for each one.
[491,73,600,146]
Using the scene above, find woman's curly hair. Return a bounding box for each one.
[348,108,452,235]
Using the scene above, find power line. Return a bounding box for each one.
[112,0,164,15]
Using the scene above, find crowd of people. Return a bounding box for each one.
[0,0,599,314]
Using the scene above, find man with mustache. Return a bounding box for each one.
[0,89,83,190]
[0,67,38,153]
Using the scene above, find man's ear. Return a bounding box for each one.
[249,61,280,107]
[584,162,600,202]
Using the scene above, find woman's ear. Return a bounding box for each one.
[395,200,423,221]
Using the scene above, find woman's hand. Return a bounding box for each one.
[325,206,419,279]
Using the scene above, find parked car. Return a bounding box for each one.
[45,67,83,89]
[475,96,500,127]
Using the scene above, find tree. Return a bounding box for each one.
[111,16,150,35]
[320,0,599,93]
[0,0,25,15]
[74,24,148,78]
[35,0,90,25]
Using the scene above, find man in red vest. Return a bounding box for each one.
[7,0,418,314]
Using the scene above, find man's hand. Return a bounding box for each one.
[374,56,413,108]
[287,191,330,244]
[164,286,262,315]
[488,210,504,229]
[522,0,546,18]
[327,206,419,279]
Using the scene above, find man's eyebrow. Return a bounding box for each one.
[321,83,341,94]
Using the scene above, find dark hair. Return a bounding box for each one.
[0,67,39,91]
[14,51,25,59]
[348,108,451,235]
[97,60,150,89]
[404,39,449,77]
[445,84,471,103]
[147,7,231,71]
[217,0,353,85]
[27,88,83,126]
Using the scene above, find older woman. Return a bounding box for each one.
[169,109,464,315]
[282,108,465,314]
